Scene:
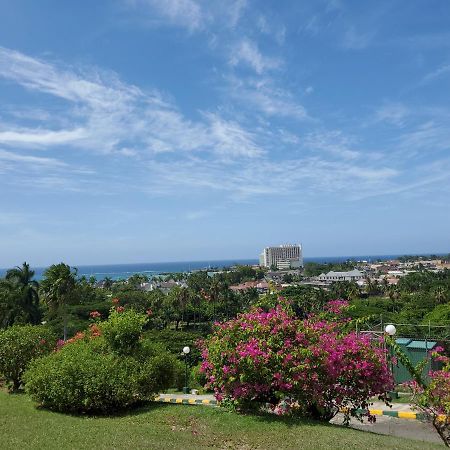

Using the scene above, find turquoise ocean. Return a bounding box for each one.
[0,254,426,281]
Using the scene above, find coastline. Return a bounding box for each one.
[1,253,447,281]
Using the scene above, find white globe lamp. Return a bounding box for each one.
[182,346,190,394]
[385,324,396,336]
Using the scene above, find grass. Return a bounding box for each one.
[0,390,441,450]
[391,393,415,404]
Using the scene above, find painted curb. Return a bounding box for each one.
[155,397,449,422]
[155,396,217,406]
[352,408,425,420]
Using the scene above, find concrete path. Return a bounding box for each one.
[157,393,444,445]
[331,413,443,445]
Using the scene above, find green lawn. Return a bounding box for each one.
[0,390,440,449]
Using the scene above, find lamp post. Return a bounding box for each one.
[182,346,190,394]
[385,324,396,337]
[385,324,397,399]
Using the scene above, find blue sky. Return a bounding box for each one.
[0,0,449,267]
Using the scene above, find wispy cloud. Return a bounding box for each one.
[0,128,88,146]
[396,120,450,155]
[0,149,68,167]
[303,131,360,160]
[125,0,205,31]
[341,26,374,50]
[0,46,432,204]
[185,210,209,220]
[226,76,307,120]
[257,15,286,45]
[374,102,410,126]
[229,38,282,74]
[123,0,247,32]
[421,63,450,85]
[0,46,262,160]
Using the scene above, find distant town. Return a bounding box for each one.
[102,244,450,299]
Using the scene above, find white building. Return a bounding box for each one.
[259,244,303,269]
[317,269,364,282]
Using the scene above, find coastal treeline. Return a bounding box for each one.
[1,260,450,343]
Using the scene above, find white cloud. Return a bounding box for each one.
[0,149,67,167]
[421,63,450,84]
[374,102,410,126]
[0,128,88,146]
[0,46,261,159]
[303,130,360,160]
[126,0,205,31]
[396,121,450,154]
[0,46,423,203]
[257,15,286,45]
[143,151,398,202]
[229,38,282,74]
[124,0,247,32]
[226,76,307,120]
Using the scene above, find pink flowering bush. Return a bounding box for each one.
[394,346,450,445]
[415,348,450,416]
[200,299,392,422]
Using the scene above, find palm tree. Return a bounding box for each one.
[40,263,77,340]
[5,262,41,324]
[432,286,448,305]
[103,277,113,290]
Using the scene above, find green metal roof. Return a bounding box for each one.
[406,340,437,350]
[395,338,412,345]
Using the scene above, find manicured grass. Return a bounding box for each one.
[391,393,415,404]
[0,390,440,449]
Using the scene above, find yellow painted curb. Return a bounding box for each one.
[398,411,417,419]
[369,409,383,416]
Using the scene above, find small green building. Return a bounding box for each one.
[393,338,441,384]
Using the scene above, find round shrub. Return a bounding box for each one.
[24,338,178,413]
[24,310,178,413]
[200,299,392,422]
[0,325,56,391]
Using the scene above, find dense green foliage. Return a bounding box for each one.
[1,259,449,343]
[24,310,178,413]
[0,263,42,327]
[100,308,147,354]
[303,260,357,277]
[0,325,55,391]
[24,339,177,413]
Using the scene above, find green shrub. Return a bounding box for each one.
[0,325,56,391]
[143,329,204,365]
[191,362,208,390]
[100,308,147,354]
[24,338,178,413]
[24,311,178,413]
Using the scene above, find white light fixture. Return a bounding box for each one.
[183,346,190,354]
[385,324,397,336]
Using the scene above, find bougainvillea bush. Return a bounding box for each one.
[200,299,392,422]
[393,346,450,445]
[24,309,178,413]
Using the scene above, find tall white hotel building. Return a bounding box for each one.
[259,244,303,270]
